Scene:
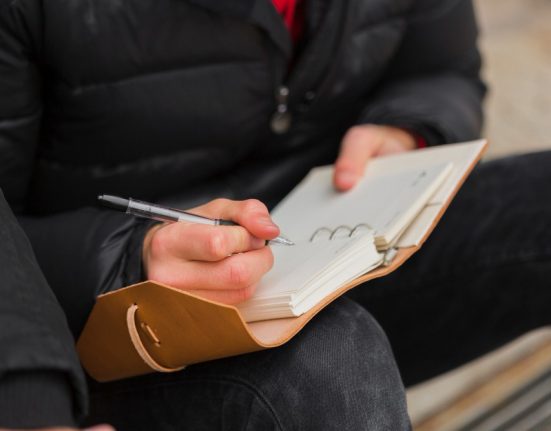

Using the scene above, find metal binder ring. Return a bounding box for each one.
[309,227,333,242]
[349,223,375,237]
[329,225,353,240]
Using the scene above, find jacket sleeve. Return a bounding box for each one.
[0,189,87,426]
[0,0,42,205]
[358,0,487,145]
[0,0,152,336]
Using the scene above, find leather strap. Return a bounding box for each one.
[126,304,186,373]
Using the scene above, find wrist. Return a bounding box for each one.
[380,125,417,151]
[142,223,165,279]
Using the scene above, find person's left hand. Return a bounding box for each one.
[333,124,417,191]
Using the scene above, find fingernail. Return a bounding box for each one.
[251,237,266,249]
[338,171,357,187]
[259,216,278,229]
[84,426,115,431]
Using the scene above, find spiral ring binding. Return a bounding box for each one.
[329,225,354,240]
[309,223,375,242]
[309,227,333,242]
[349,223,374,236]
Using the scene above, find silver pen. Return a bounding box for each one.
[98,195,294,246]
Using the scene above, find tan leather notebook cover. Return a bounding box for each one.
[77,141,487,382]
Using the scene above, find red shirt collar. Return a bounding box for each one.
[272,0,303,43]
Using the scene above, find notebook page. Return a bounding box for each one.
[363,140,486,205]
[248,235,374,300]
[394,140,488,247]
[239,241,381,322]
[236,233,381,321]
[271,161,452,245]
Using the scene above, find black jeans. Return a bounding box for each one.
[86,298,411,430]
[349,151,551,385]
[86,151,550,430]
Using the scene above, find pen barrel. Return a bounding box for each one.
[101,196,293,245]
[215,219,237,227]
[127,199,214,225]
[127,199,181,222]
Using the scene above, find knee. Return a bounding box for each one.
[245,298,411,430]
[292,297,396,372]
[294,297,406,395]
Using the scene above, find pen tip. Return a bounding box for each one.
[271,236,295,246]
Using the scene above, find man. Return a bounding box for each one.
[2,0,550,429]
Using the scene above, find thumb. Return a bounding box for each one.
[83,425,116,431]
[334,127,382,191]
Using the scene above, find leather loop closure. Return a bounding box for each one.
[126,304,186,373]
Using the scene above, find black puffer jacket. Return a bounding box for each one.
[0,0,485,334]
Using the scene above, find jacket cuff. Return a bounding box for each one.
[356,117,445,147]
[122,219,160,286]
[394,122,443,146]
[0,370,76,428]
[398,127,427,148]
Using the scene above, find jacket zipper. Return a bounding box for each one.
[270,85,292,135]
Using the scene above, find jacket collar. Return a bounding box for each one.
[185,0,292,57]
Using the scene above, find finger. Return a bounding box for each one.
[186,284,258,305]
[84,425,116,431]
[148,247,274,296]
[193,199,280,240]
[377,126,417,155]
[151,222,265,262]
[223,199,280,239]
[334,126,383,191]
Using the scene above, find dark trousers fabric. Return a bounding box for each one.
[86,151,551,430]
[348,151,551,386]
[86,298,411,431]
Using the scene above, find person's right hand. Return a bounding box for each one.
[142,199,278,304]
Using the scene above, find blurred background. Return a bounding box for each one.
[407,0,551,429]
[478,0,551,158]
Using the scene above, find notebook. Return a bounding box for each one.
[236,160,453,321]
[76,139,488,382]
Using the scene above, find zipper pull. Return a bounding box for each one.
[270,86,292,134]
